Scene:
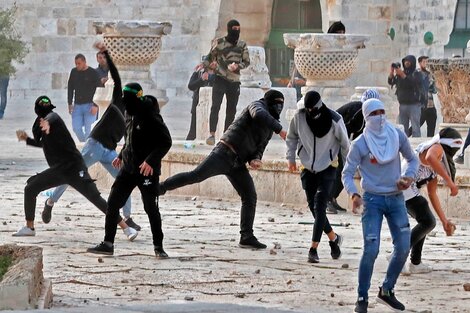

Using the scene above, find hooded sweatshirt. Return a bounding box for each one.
[387,55,423,105]
[286,107,350,173]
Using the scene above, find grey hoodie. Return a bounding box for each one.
[286,108,350,173]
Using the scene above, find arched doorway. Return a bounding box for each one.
[445,0,470,57]
[265,0,322,86]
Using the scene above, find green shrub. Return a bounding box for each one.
[0,255,13,281]
[0,7,29,76]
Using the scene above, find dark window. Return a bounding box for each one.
[266,0,322,86]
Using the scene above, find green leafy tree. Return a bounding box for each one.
[0,7,28,77]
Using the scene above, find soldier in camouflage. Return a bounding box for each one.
[203,19,250,145]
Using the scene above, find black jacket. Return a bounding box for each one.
[26,112,85,170]
[188,70,213,113]
[119,109,172,176]
[336,101,363,140]
[387,55,424,105]
[89,50,126,150]
[220,99,282,163]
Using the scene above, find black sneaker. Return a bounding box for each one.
[125,217,141,231]
[376,287,405,311]
[331,198,347,212]
[154,246,169,258]
[354,297,368,313]
[455,154,464,165]
[308,247,319,263]
[42,200,53,224]
[329,234,343,259]
[239,236,267,249]
[326,201,338,214]
[87,242,114,255]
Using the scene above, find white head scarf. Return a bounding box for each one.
[362,99,399,164]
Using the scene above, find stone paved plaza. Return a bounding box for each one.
[1,108,470,313]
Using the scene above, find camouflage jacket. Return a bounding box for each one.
[204,36,250,83]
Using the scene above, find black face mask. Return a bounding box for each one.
[35,103,56,118]
[226,20,240,44]
[442,144,459,181]
[268,102,284,120]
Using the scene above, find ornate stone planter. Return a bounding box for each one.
[283,33,369,87]
[240,46,272,89]
[427,57,470,124]
[93,21,172,106]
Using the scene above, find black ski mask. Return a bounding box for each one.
[264,90,284,120]
[34,95,56,118]
[123,82,144,116]
[304,91,332,138]
[226,19,240,45]
[439,127,463,181]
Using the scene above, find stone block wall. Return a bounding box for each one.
[3,0,221,107]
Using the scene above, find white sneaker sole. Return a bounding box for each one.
[127,232,138,242]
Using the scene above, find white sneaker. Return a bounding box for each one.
[408,262,433,274]
[123,227,138,241]
[12,226,36,237]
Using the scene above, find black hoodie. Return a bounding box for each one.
[388,55,424,105]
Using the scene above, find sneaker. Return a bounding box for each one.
[239,236,267,249]
[308,247,319,263]
[125,217,141,231]
[408,262,433,274]
[12,226,36,237]
[123,227,138,241]
[376,287,405,311]
[326,201,338,214]
[329,234,343,259]
[87,241,114,255]
[42,199,53,224]
[154,245,169,258]
[205,135,215,146]
[354,297,368,313]
[331,198,347,212]
[455,154,464,164]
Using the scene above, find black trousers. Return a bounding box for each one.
[420,107,437,137]
[330,153,344,200]
[186,95,198,140]
[162,143,257,239]
[405,195,436,265]
[24,165,108,221]
[300,167,336,242]
[105,169,162,246]
[209,76,240,133]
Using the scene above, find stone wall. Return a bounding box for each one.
[3,0,220,107]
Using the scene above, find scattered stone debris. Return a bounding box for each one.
[464,283,470,291]
[184,295,194,301]
[341,263,349,269]
[330,293,334,297]
[97,258,103,263]
[286,279,292,285]
[235,293,246,298]
[2,221,6,225]
[121,279,129,283]
[65,216,71,221]
[196,204,203,208]
[270,249,277,255]
[191,196,197,201]
[273,242,282,249]
[254,269,261,274]
[268,217,275,222]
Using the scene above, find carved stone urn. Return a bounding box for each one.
[93,21,172,107]
[283,33,369,87]
[240,46,272,89]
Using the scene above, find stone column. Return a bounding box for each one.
[283,33,369,109]
[93,21,172,107]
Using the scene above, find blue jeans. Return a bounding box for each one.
[398,103,421,137]
[50,138,132,218]
[358,192,410,299]
[0,76,10,118]
[72,103,96,142]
